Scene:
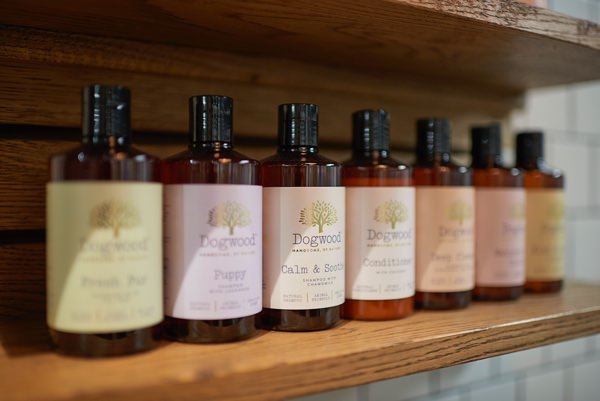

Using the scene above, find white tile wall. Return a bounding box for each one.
[524,87,569,132]
[551,338,589,362]
[290,2,600,401]
[499,348,545,375]
[524,370,565,401]
[439,359,492,390]
[573,81,600,135]
[368,372,431,401]
[553,0,594,20]
[469,380,517,401]
[290,386,360,401]
[572,218,600,282]
[573,360,600,401]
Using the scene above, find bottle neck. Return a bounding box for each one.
[517,157,544,170]
[82,134,131,149]
[190,141,233,151]
[352,149,389,160]
[472,154,503,169]
[416,151,451,165]
[278,145,318,155]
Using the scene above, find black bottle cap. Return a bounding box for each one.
[82,85,130,143]
[471,123,502,165]
[516,131,544,167]
[278,103,318,148]
[352,109,390,152]
[189,95,233,145]
[416,118,451,161]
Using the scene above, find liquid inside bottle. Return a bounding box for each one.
[471,124,525,301]
[259,103,344,331]
[413,118,474,309]
[162,95,261,342]
[47,85,162,357]
[342,109,415,320]
[516,132,565,293]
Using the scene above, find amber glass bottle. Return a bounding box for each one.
[413,118,474,309]
[342,110,414,320]
[471,124,525,301]
[516,132,565,293]
[47,85,162,357]
[260,104,344,331]
[162,96,261,342]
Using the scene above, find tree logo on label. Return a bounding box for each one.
[208,201,251,235]
[374,200,407,229]
[448,200,472,226]
[299,201,338,233]
[90,200,141,238]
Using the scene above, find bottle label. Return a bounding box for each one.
[415,186,475,292]
[525,188,565,280]
[46,182,163,333]
[263,187,345,310]
[345,187,415,300]
[164,184,262,319]
[475,188,526,286]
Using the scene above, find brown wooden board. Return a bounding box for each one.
[0,0,599,90]
[0,282,598,401]
[0,25,516,144]
[0,242,44,320]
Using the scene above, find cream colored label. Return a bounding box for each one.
[346,187,415,300]
[263,187,345,310]
[47,182,163,333]
[416,187,475,292]
[525,189,565,280]
[475,188,525,287]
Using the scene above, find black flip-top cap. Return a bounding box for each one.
[516,131,544,167]
[352,109,390,151]
[278,103,318,147]
[189,95,233,144]
[416,118,451,160]
[82,85,130,141]
[471,123,502,162]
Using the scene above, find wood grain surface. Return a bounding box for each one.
[0,25,516,142]
[0,282,598,401]
[0,243,44,320]
[0,0,599,90]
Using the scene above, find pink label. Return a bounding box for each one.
[415,187,475,292]
[164,184,262,320]
[475,188,525,287]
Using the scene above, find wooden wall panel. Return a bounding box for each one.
[0,26,518,148]
[0,243,44,320]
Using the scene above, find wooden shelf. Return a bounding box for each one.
[1,282,599,401]
[1,0,600,145]
[2,0,600,90]
[1,3,600,400]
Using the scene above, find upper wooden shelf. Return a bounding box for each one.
[1,0,600,91]
[1,282,600,401]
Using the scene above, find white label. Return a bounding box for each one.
[475,188,526,287]
[415,186,475,292]
[164,184,262,320]
[525,189,565,280]
[346,187,415,300]
[47,182,163,333]
[263,187,345,309]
